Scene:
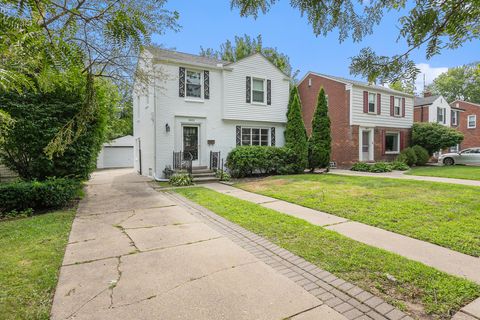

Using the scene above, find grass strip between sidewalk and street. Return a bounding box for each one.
[175,187,480,319]
[236,174,480,257]
[0,210,75,320]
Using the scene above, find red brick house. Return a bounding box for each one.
[298,72,414,168]
[450,100,480,150]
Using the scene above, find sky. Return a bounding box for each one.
[153,0,479,92]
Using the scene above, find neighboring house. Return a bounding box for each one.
[133,48,290,178]
[0,164,17,182]
[449,100,480,150]
[97,135,134,169]
[413,94,452,126]
[297,72,414,167]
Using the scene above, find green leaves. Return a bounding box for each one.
[308,87,331,170]
[412,123,464,156]
[285,86,308,171]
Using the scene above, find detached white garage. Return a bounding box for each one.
[97,135,134,169]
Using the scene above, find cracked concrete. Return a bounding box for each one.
[51,169,345,320]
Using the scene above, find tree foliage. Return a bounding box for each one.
[427,62,480,104]
[308,88,331,170]
[200,34,296,78]
[230,0,480,84]
[411,123,464,156]
[284,88,308,172]
[389,80,415,95]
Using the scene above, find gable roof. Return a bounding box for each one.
[414,95,440,107]
[450,100,480,109]
[145,47,229,67]
[300,72,413,96]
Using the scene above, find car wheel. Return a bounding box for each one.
[443,157,455,166]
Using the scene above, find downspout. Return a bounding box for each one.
[152,66,168,181]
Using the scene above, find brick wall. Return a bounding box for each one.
[451,101,480,149]
[373,127,411,162]
[414,106,429,123]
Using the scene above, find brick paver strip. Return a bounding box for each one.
[168,192,412,320]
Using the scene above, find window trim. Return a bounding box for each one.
[367,92,377,114]
[251,77,266,105]
[385,131,400,154]
[185,69,203,100]
[393,97,401,117]
[467,115,477,129]
[437,107,446,124]
[451,110,458,126]
[240,127,270,146]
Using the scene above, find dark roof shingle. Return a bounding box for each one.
[414,95,440,106]
[145,47,228,67]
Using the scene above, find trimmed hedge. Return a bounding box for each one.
[0,178,82,218]
[226,146,303,178]
[397,147,418,166]
[411,145,430,166]
[351,161,409,173]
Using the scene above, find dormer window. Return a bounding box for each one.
[368,93,376,113]
[186,70,202,98]
[252,78,265,103]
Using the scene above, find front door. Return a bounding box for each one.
[182,125,200,166]
[360,129,373,162]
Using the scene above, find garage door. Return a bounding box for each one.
[103,146,134,168]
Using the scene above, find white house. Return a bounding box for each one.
[414,95,452,126]
[133,48,290,179]
[97,135,134,169]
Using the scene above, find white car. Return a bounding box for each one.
[438,148,480,165]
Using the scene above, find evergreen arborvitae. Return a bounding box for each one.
[284,87,308,172]
[308,87,331,171]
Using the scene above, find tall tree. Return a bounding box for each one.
[427,63,480,104]
[230,0,480,84]
[200,34,297,78]
[308,88,331,171]
[284,89,308,172]
[389,80,415,95]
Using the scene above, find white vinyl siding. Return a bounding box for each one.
[351,87,413,128]
[223,54,289,123]
[468,115,477,128]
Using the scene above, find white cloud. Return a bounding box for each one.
[415,63,448,94]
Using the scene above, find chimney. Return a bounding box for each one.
[423,90,432,98]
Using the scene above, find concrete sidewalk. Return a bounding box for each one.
[51,169,344,320]
[204,183,480,286]
[329,169,480,187]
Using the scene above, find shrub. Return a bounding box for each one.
[215,170,231,181]
[411,145,430,166]
[369,162,393,173]
[169,171,193,186]
[412,123,464,155]
[0,178,82,218]
[397,147,418,166]
[308,87,331,170]
[284,87,308,172]
[351,162,371,172]
[390,161,410,171]
[226,146,302,178]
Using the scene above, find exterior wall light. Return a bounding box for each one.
[165,123,170,132]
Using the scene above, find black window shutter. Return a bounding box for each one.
[236,126,241,146]
[179,67,185,97]
[204,70,210,99]
[246,76,251,103]
[267,80,271,105]
[270,127,275,146]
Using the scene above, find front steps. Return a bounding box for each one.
[191,166,219,183]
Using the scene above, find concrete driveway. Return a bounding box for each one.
[51,169,344,319]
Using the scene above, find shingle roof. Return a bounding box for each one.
[145,47,229,67]
[308,73,413,96]
[414,95,440,106]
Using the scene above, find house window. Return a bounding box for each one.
[186,70,202,98]
[468,115,477,128]
[394,97,401,116]
[451,110,458,126]
[385,132,400,154]
[252,78,265,103]
[437,107,446,124]
[450,144,459,153]
[368,93,376,113]
[241,127,269,146]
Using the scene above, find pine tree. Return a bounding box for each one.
[284,87,308,172]
[308,88,331,171]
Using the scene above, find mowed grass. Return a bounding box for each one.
[176,187,480,319]
[236,174,480,257]
[0,211,75,320]
[406,166,480,181]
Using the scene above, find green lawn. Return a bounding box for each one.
[176,187,480,319]
[406,166,480,181]
[236,174,480,257]
[0,211,75,320]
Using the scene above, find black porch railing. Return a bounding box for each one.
[209,151,221,170]
[173,151,193,174]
